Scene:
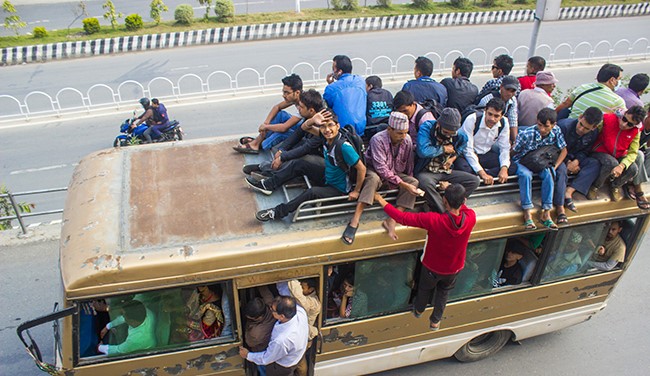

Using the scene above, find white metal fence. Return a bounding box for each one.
[1,37,648,122]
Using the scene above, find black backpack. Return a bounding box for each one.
[474,88,500,106]
[413,99,445,133]
[460,106,507,137]
[519,145,561,173]
[332,125,366,183]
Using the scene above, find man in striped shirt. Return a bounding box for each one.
[555,63,626,119]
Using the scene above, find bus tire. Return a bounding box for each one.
[453,330,511,362]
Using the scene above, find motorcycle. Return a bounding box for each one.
[113,115,184,147]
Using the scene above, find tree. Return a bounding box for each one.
[150,0,168,26]
[197,0,213,20]
[2,0,26,36]
[0,185,34,231]
[102,0,123,29]
[67,1,88,36]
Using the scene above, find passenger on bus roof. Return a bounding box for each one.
[414,108,480,213]
[513,108,567,230]
[234,74,304,154]
[477,54,514,100]
[517,56,546,91]
[402,56,448,107]
[252,113,366,223]
[323,55,367,136]
[440,57,479,114]
[97,300,156,356]
[374,183,476,331]
[588,221,626,271]
[557,107,604,223]
[364,75,393,140]
[455,97,514,185]
[343,111,420,245]
[393,90,436,142]
[243,89,326,184]
[517,71,558,128]
[239,296,309,376]
[477,75,520,144]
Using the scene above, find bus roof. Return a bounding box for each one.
[60,138,644,299]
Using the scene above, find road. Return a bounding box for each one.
[1,225,648,375]
[4,0,416,37]
[3,16,650,99]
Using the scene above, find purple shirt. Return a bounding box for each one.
[365,130,415,188]
[407,102,435,141]
[615,87,643,109]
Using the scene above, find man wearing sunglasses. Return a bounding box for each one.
[587,106,648,204]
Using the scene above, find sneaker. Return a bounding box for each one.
[255,208,276,222]
[242,164,261,175]
[586,187,599,200]
[245,176,272,195]
[250,171,271,182]
[610,187,623,202]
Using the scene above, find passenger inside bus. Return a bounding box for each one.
[544,232,588,279]
[97,300,156,356]
[331,273,368,319]
[183,284,226,341]
[495,248,524,287]
[588,221,627,271]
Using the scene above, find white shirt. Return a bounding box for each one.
[247,305,309,367]
[277,280,321,340]
[462,113,511,173]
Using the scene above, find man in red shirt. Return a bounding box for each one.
[374,184,476,330]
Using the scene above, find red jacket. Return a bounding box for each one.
[384,203,476,275]
[518,75,537,92]
[593,113,640,158]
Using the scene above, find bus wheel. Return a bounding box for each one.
[453,330,511,362]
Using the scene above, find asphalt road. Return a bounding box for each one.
[0,225,648,375]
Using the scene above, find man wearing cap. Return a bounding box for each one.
[477,75,520,144]
[415,108,480,213]
[343,112,419,244]
[517,71,559,127]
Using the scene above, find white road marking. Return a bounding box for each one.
[10,164,70,175]
[170,67,191,71]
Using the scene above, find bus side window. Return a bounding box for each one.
[79,281,236,361]
[540,223,607,283]
[325,253,417,323]
[450,238,506,300]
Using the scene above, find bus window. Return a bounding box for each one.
[78,281,236,361]
[541,223,607,283]
[325,252,417,323]
[451,238,507,300]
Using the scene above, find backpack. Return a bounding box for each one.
[519,145,561,173]
[474,88,500,106]
[333,125,366,183]
[414,99,445,133]
[460,106,507,137]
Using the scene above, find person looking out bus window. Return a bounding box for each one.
[239,296,309,376]
[333,273,368,319]
[374,183,476,331]
[345,111,419,244]
[494,248,524,287]
[97,300,156,356]
[588,221,626,271]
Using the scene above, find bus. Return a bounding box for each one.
[17,137,649,376]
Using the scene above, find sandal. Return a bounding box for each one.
[239,136,255,145]
[429,321,440,331]
[341,223,358,245]
[524,218,537,230]
[541,218,559,230]
[557,213,568,224]
[564,197,577,213]
[625,185,637,200]
[635,193,650,210]
[233,143,260,154]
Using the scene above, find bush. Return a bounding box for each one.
[174,4,194,24]
[214,0,235,22]
[332,0,359,10]
[412,0,431,9]
[82,17,101,35]
[33,26,48,38]
[376,0,391,7]
[450,0,468,8]
[513,0,528,3]
[124,13,143,31]
[481,0,496,6]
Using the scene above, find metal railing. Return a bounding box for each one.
[0,187,67,234]
[1,37,648,122]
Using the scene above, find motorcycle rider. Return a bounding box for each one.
[132,97,155,130]
[143,98,170,143]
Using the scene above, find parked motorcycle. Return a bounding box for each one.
[113,116,184,147]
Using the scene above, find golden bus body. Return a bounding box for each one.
[18,138,649,376]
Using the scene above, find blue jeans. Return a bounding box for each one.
[261,111,301,150]
[516,162,554,210]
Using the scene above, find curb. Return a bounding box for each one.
[2,3,649,66]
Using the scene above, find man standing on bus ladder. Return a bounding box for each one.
[374,184,476,331]
[239,296,309,376]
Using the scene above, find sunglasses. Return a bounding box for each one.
[622,117,637,127]
[491,65,499,70]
